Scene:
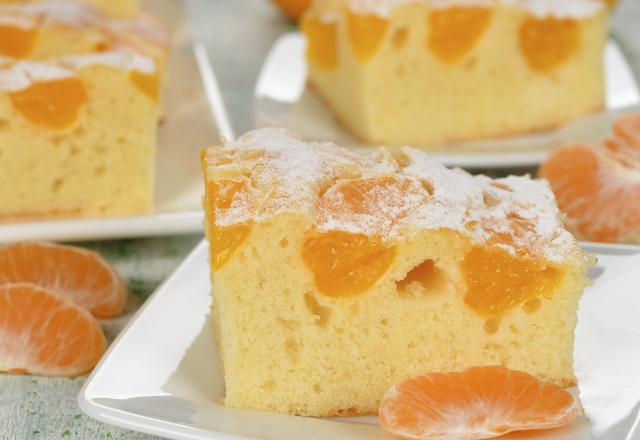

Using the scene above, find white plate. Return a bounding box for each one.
[0,0,233,243]
[79,240,640,440]
[254,32,640,169]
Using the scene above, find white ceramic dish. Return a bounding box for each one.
[254,32,640,169]
[0,0,232,243]
[79,240,640,440]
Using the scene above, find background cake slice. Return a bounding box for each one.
[302,0,608,147]
[0,51,160,219]
[201,128,594,417]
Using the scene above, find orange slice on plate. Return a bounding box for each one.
[0,242,127,318]
[539,113,640,243]
[379,365,580,440]
[0,283,107,377]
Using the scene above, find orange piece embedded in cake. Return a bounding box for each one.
[302,0,608,147]
[201,128,594,416]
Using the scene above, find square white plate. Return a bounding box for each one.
[79,240,640,440]
[254,32,640,169]
[0,0,232,243]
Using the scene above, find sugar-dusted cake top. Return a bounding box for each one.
[203,128,584,263]
[314,0,604,18]
[0,50,156,92]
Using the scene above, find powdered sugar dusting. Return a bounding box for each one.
[337,0,603,18]
[0,59,74,92]
[203,128,582,263]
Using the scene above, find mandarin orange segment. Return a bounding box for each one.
[129,70,159,101]
[428,7,492,64]
[0,242,126,318]
[302,230,396,298]
[462,246,561,324]
[0,24,37,58]
[379,365,580,440]
[271,0,312,20]
[208,179,253,269]
[540,141,640,243]
[302,16,338,69]
[0,283,107,377]
[347,11,389,62]
[10,78,88,130]
[519,17,579,73]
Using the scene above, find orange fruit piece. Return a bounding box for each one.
[379,366,580,440]
[302,230,396,298]
[539,113,640,243]
[347,11,389,62]
[519,17,579,73]
[0,283,107,377]
[0,242,126,318]
[0,24,37,58]
[301,16,338,70]
[10,78,88,130]
[428,7,492,64]
[271,0,312,21]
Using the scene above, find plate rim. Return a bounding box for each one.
[78,239,640,440]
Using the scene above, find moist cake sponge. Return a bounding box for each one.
[0,51,160,219]
[201,128,594,417]
[302,0,608,147]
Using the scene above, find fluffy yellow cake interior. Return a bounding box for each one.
[201,128,595,417]
[302,0,608,147]
[0,0,139,18]
[0,52,160,219]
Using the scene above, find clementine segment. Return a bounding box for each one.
[519,17,579,73]
[0,283,106,377]
[428,7,492,64]
[207,179,253,269]
[379,366,580,440]
[347,11,388,62]
[0,24,36,58]
[302,16,338,69]
[539,114,640,243]
[0,242,126,318]
[10,78,88,130]
[302,230,396,298]
[129,70,159,101]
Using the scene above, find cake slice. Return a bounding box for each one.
[0,51,160,219]
[200,128,595,416]
[302,0,608,147]
[0,2,168,64]
[0,0,139,18]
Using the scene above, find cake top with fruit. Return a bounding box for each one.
[311,0,605,17]
[202,128,586,264]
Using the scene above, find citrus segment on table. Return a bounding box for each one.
[379,365,580,440]
[0,283,107,377]
[0,242,126,318]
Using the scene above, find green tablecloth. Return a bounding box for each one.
[1,0,640,438]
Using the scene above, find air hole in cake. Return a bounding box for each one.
[510,341,521,349]
[396,259,445,297]
[313,383,322,394]
[484,317,500,334]
[94,166,106,177]
[392,27,408,49]
[491,182,513,192]
[279,238,289,248]
[303,293,331,327]
[263,379,276,391]
[523,298,541,313]
[380,318,389,326]
[285,337,300,362]
[508,324,520,334]
[0,119,8,132]
[395,64,406,78]
[51,179,64,193]
[463,56,478,71]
